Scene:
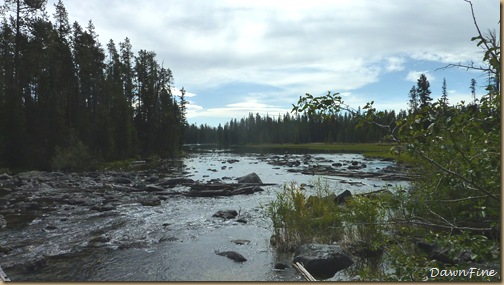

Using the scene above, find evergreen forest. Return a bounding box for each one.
[184,109,405,146]
[0,0,187,171]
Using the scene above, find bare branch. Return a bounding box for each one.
[436,63,494,74]
[414,150,499,201]
[463,0,500,67]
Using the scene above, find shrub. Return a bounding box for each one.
[265,178,342,252]
[51,139,100,172]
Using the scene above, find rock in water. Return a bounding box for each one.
[274,262,289,270]
[216,251,247,262]
[212,210,238,219]
[293,244,353,279]
[236,172,262,184]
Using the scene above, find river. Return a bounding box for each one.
[0,146,409,281]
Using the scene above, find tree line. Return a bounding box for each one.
[185,109,404,146]
[0,0,187,171]
[184,72,474,147]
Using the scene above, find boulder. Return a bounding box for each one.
[212,210,238,219]
[336,190,352,204]
[274,262,289,270]
[236,172,262,184]
[293,244,353,279]
[216,251,247,262]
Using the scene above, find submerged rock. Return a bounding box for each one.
[236,172,262,184]
[293,244,353,279]
[212,210,238,219]
[231,239,250,245]
[215,251,247,262]
[274,262,289,270]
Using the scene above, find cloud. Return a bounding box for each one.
[385,57,405,72]
[170,87,197,98]
[186,99,291,120]
[405,71,436,83]
[44,0,499,126]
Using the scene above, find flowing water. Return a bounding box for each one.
[1,147,408,281]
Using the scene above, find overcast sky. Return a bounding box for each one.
[47,0,499,127]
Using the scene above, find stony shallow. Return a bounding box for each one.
[0,150,409,281]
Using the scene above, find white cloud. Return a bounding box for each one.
[186,99,291,120]
[44,0,498,126]
[170,87,197,98]
[385,57,405,72]
[405,71,436,83]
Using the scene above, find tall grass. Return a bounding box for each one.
[265,178,343,252]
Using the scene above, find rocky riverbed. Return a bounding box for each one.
[0,151,410,281]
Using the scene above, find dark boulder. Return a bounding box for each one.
[213,210,238,219]
[274,262,289,270]
[293,244,353,279]
[336,190,352,204]
[216,251,247,262]
[236,172,262,184]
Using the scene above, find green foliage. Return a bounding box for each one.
[265,179,342,252]
[51,138,100,172]
[286,4,500,280]
[341,194,390,255]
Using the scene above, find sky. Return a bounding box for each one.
[46,0,500,127]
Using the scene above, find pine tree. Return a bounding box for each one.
[416,74,432,109]
[408,85,418,114]
[441,78,449,106]
[470,78,477,102]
